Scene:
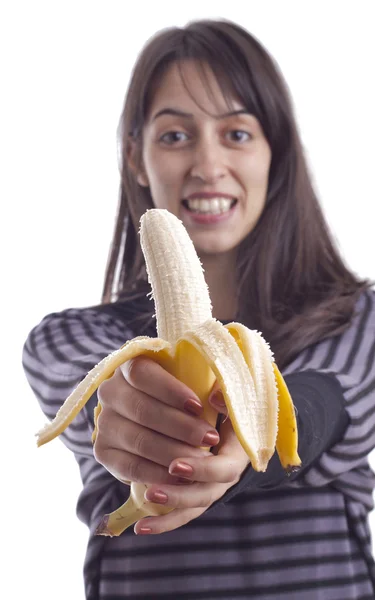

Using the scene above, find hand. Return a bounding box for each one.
[134,388,251,535]
[93,356,220,487]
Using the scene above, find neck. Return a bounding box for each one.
[200,250,238,322]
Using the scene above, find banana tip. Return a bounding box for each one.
[95,515,114,537]
[35,433,45,448]
[285,463,302,477]
[256,448,274,472]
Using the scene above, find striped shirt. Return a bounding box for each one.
[23,289,375,599]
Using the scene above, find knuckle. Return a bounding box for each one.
[201,488,215,508]
[97,372,122,406]
[132,396,147,425]
[95,406,110,437]
[127,458,143,483]
[132,429,147,456]
[226,463,242,485]
[124,356,152,386]
[199,461,212,481]
[97,378,111,405]
[93,441,106,465]
[217,466,235,484]
[231,473,241,485]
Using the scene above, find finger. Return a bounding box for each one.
[95,408,212,468]
[120,356,204,416]
[143,481,229,509]
[208,385,228,416]
[168,454,244,484]
[169,416,250,483]
[215,413,244,455]
[134,507,205,535]
[97,380,220,449]
[93,446,181,486]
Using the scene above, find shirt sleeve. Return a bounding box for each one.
[217,289,375,509]
[22,306,133,530]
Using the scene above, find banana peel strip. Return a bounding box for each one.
[36,337,171,447]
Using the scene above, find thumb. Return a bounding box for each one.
[208,382,228,416]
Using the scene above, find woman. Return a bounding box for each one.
[23,19,375,600]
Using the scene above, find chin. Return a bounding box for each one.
[194,239,239,257]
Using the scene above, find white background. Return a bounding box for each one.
[1,1,374,598]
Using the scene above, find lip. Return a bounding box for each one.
[181,199,238,226]
[184,192,237,200]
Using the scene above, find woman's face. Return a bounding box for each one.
[137,61,271,257]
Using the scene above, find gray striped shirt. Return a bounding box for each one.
[23,290,375,599]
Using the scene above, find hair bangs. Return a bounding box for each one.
[137,25,264,134]
[174,28,263,125]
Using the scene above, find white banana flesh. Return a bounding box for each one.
[36,208,300,537]
[140,208,212,344]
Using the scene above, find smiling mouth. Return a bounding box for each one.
[182,197,238,215]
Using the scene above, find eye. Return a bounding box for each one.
[226,130,252,143]
[159,131,190,145]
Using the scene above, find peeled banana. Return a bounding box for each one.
[36,208,301,536]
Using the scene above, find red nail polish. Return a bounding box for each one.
[211,390,226,407]
[202,430,220,446]
[170,461,194,477]
[184,398,203,416]
[148,490,168,504]
[136,527,152,535]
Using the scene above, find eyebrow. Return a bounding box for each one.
[152,108,251,121]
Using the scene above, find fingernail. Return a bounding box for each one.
[146,490,168,504]
[184,398,203,416]
[210,390,226,407]
[202,430,220,446]
[169,461,194,477]
[135,527,152,535]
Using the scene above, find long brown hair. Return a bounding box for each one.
[102,19,372,369]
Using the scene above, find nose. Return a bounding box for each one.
[189,138,227,183]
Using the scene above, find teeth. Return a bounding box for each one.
[186,198,234,214]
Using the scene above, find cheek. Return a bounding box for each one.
[145,150,181,191]
[144,154,183,213]
[241,155,271,200]
[259,146,272,180]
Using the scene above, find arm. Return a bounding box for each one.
[220,289,375,506]
[22,305,134,530]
